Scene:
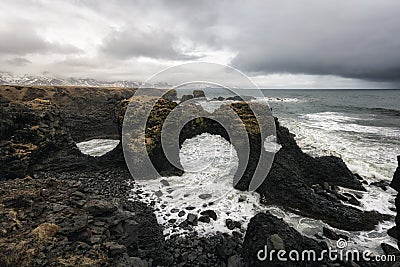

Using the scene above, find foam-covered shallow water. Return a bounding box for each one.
[76,139,120,157]
[129,133,266,237]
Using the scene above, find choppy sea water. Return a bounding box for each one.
[77,89,400,254]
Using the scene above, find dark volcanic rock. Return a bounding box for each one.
[178,210,186,217]
[84,199,117,216]
[164,233,243,266]
[0,93,129,179]
[243,212,329,266]
[390,155,400,249]
[198,193,212,200]
[187,213,198,226]
[181,94,194,102]
[371,180,389,191]
[0,85,138,143]
[1,86,392,266]
[388,226,397,240]
[390,155,400,191]
[162,89,177,101]
[0,99,86,179]
[213,96,225,101]
[193,90,206,98]
[201,210,217,221]
[381,243,400,256]
[160,179,170,186]
[0,176,166,267]
[226,219,236,230]
[322,227,348,241]
[198,215,211,223]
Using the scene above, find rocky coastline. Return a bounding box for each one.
[0,85,399,266]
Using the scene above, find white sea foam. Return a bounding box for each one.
[76,139,120,157]
[257,97,302,103]
[281,113,400,180]
[302,112,400,138]
[130,133,266,237]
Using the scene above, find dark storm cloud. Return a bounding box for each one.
[96,0,400,82]
[223,1,400,82]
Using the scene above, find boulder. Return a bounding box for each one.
[390,155,400,191]
[198,215,211,223]
[163,89,178,101]
[200,210,217,221]
[187,213,198,226]
[199,193,212,200]
[84,199,117,215]
[181,94,194,103]
[226,219,236,230]
[266,234,285,250]
[193,90,206,98]
[243,212,329,266]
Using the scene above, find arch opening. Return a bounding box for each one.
[76,139,120,157]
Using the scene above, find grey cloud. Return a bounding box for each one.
[6,57,32,66]
[101,27,202,60]
[1,0,400,85]
[0,23,82,56]
[225,1,400,82]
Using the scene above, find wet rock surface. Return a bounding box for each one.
[390,155,400,249]
[243,212,330,266]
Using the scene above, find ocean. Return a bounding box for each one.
[77,89,400,254]
[262,89,400,181]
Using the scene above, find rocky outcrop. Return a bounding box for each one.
[118,96,275,183]
[0,98,84,178]
[390,156,400,248]
[162,89,178,101]
[390,156,400,191]
[180,94,194,103]
[0,85,139,143]
[193,90,205,98]
[243,212,329,266]
[0,97,127,179]
[0,176,166,267]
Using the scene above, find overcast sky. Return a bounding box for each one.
[1,0,399,88]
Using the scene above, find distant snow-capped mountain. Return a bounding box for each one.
[0,72,161,88]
